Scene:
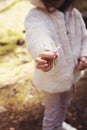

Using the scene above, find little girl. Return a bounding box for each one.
[25,0,87,130]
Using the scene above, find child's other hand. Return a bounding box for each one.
[76,56,87,71]
[35,51,58,72]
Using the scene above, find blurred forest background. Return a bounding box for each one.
[0,0,87,130]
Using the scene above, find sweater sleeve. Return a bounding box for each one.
[24,8,53,59]
[79,12,87,57]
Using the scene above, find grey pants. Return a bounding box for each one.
[42,87,74,130]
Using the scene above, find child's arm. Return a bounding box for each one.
[25,8,53,59]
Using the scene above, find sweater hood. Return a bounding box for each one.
[29,0,45,8]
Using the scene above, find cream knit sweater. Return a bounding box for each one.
[25,0,87,93]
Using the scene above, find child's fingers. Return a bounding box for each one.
[36,63,48,69]
[53,53,58,59]
[81,62,87,70]
[76,61,87,70]
[35,57,47,65]
[42,65,53,72]
[36,63,53,72]
[79,57,87,62]
[40,51,54,60]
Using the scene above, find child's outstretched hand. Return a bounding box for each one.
[76,56,87,71]
[35,51,58,72]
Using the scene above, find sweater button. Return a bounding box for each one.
[67,31,69,35]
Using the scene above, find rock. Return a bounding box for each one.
[0,106,7,113]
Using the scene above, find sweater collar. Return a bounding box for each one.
[29,0,73,16]
[29,0,45,8]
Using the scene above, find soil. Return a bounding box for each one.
[0,103,44,130]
